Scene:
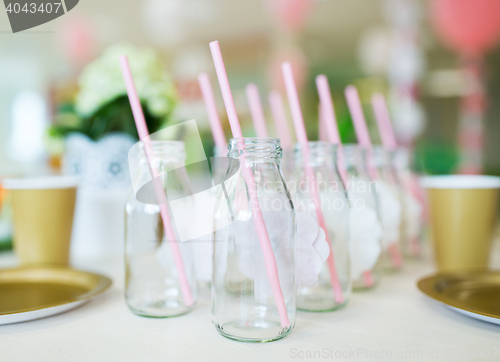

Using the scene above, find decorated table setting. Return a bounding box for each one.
[3,2,500,357]
[1,249,500,361]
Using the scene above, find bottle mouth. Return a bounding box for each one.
[228,137,282,159]
[294,141,336,152]
[294,141,336,164]
[372,145,389,165]
[393,147,410,169]
[140,140,185,149]
[342,144,363,167]
[135,140,187,160]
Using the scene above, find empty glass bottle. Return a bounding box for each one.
[125,140,198,317]
[212,137,296,342]
[393,147,424,258]
[290,141,350,311]
[372,146,404,272]
[343,144,383,290]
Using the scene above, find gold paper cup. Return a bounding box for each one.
[421,175,500,272]
[2,176,78,266]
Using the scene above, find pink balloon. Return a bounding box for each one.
[268,0,314,33]
[268,47,308,94]
[431,0,500,56]
[57,15,96,66]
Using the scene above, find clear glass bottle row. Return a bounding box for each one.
[124,138,418,342]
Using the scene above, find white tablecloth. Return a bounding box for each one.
[0,251,499,362]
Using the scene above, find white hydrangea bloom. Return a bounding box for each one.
[75,43,177,119]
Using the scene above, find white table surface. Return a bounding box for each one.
[0,251,499,362]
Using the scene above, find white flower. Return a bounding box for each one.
[349,206,382,279]
[403,190,422,240]
[75,43,177,119]
[232,210,329,288]
[377,180,402,248]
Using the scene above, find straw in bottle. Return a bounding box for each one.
[210,41,290,328]
[120,56,194,306]
[282,62,344,304]
[315,75,348,186]
[371,93,397,151]
[345,85,403,269]
[198,73,228,154]
[316,75,373,287]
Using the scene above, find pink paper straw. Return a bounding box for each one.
[246,83,268,138]
[318,104,328,142]
[388,244,403,269]
[269,91,293,151]
[345,86,371,148]
[345,85,378,180]
[119,56,194,306]
[372,93,420,258]
[345,85,402,269]
[210,41,290,328]
[315,75,348,187]
[282,62,344,304]
[316,76,372,287]
[371,93,397,151]
[198,73,227,153]
[316,76,341,145]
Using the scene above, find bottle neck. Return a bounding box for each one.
[294,141,336,167]
[228,137,282,162]
[137,140,187,168]
[372,146,391,169]
[343,144,365,170]
[393,147,409,170]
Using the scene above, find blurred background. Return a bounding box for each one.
[1,0,500,253]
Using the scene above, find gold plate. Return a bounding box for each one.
[0,266,112,325]
[417,271,500,325]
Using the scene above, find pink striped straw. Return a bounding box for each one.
[316,76,340,145]
[269,91,293,151]
[246,83,268,138]
[371,93,397,151]
[198,73,227,153]
[318,104,328,142]
[282,62,344,304]
[372,93,417,261]
[315,75,348,186]
[209,41,290,328]
[345,85,402,269]
[119,56,194,306]
[345,85,371,148]
[316,76,373,287]
[345,85,378,180]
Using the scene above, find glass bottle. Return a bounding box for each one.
[393,147,424,258]
[212,137,296,342]
[125,140,198,317]
[280,149,295,181]
[372,146,404,272]
[291,141,350,311]
[343,144,383,290]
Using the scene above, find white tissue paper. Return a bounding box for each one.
[295,211,330,287]
[349,206,382,279]
[403,190,422,242]
[376,180,402,248]
[168,205,330,287]
[191,237,212,282]
[230,210,329,289]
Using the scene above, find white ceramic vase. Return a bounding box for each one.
[63,133,136,261]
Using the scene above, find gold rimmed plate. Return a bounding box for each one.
[0,266,112,325]
[418,271,500,325]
